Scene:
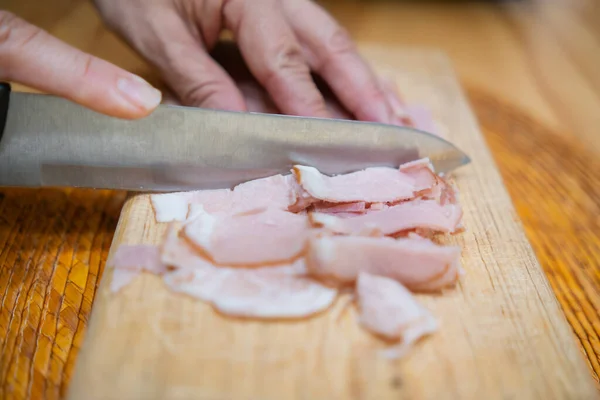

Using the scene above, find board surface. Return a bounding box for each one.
[66,47,598,399]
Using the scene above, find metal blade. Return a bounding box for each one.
[0,91,470,191]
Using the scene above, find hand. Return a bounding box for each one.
[163,42,414,127]
[94,0,395,123]
[0,10,162,119]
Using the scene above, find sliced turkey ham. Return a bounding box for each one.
[357,272,438,358]
[309,199,463,236]
[306,235,462,291]
[151,189,232,223]
[290,166,422,211]
[289,158,442,212]
[124,156,466,358]
[161,225,337,318]
[151,174,294,223]
[182,205,310,265]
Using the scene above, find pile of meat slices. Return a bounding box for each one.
[110,157,464,358]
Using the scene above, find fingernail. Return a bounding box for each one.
[117,76,162,111]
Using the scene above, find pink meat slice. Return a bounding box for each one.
[398,159,460,205]
[161,225,337,318]
[306,235,462,291]
[109,245,167,293]
[150,189,233,223]
[182,205,310,265]
[150,174,295,223]
[230,174,295,211]
[312,201,367,214]
[398,158,443,198]
[309,199,463,236]
[290,166,424,210]
[357,272,438,358]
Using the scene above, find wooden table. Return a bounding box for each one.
[1,0,599,398]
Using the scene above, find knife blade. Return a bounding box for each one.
[0,82,470,192]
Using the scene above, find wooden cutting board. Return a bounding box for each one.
[66,46,598,400]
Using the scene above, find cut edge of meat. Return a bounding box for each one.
[399,157,435,173]
[309,199,463,237]
[312,201,367,214]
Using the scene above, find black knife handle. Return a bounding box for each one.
[0,82,10,143]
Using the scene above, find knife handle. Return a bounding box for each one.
[0,82,10,143]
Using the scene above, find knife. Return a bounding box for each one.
[0,82,470,192]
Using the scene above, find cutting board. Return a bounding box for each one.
[66,46,598,399]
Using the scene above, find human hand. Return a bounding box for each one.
[161,42,414,128]
[94,0,395,123]
[0,10,161,119]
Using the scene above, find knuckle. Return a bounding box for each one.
[0,11,19,47]
[180,79,225,107]
[0,11,44,78]
[327,27,355,55]
[79,53,95,79]
[0,10,43,49]
[263,40,308,86]
[313,26,355,72]
[301,92,328,115]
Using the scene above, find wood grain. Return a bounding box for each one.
[1,0,599,397]
[62,48,597,399]
[1,84,599,400]
[471,90,600,383]
[0,190,126,399]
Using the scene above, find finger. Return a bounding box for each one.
[108,8,246,111]
[379,76,413,126]
[223,0,330,118]
[0,11,161,119]
[282,0,392,123]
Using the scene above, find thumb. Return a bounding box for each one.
[0,11,161,119]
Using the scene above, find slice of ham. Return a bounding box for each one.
[161,225,337,318]
[150,174,294,223]
[109,245,167,293]
[309,199,463,236]
[356,272,438,358]
[306,235,462,291]
[398,158,449,202]
[182,205,310,265]
[163,265,337,319]
[125,155,466,356]
[290,165,432,211]
[230,174,295,211]
[151,189,232,223]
